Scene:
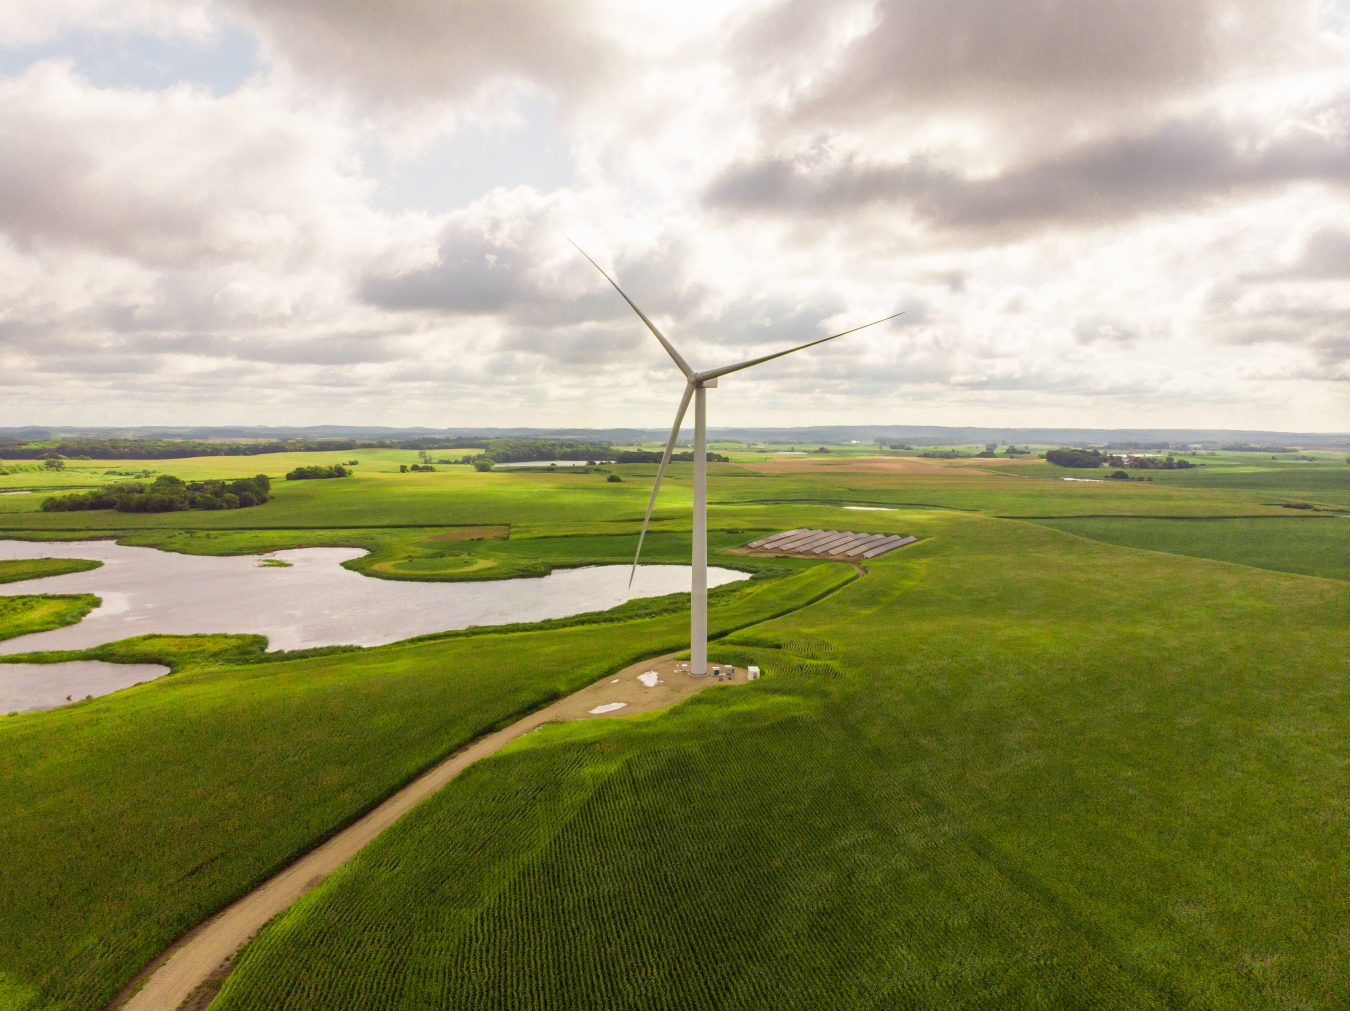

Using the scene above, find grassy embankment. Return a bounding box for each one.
[0,563,852,1011]
[216,512,1350,1010]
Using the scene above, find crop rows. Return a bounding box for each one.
[215,519,1350,1008]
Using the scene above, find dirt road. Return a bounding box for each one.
[116,653,736,1010]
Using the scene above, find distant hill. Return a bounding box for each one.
[1,424,1346,449]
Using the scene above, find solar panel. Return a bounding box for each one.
[861,535,918,558]
[793,530,847,551]
[773,529,829,551]
[826,533,875,555]
[841,534,893,556]
[809,531,859,553]
[750,528,806,548]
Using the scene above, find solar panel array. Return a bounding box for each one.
[746,528,918,558]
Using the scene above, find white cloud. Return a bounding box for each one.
[0,0,214,48]
[0,0,1346,431]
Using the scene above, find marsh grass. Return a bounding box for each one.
[0,593,101,642]
[0,557,102,584]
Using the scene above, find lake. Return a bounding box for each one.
[0,540,749,654]
[2,661,170,712]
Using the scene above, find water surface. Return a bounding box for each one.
[1,661,169,711]
[0,541,747,654]
[492,460,601,468]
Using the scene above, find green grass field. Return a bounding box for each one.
[0,558,102,584]
[0,594,101,643]
[213,515,1350,1009]
[1032,516,1350,582]
[0,448,1347,1009]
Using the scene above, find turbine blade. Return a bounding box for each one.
[696,312,905,383]
[565,236,694,380]
[630,381,695,588]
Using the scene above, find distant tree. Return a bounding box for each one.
[418,450,431,464]
[44,458,64,470]
[473,459,494,472]
[607,473,622,482]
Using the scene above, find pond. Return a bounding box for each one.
[0,540,749,655]
[492,460,601,468]
[2,661,169,712]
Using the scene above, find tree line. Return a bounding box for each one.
[41,474,272,513]
[0,436,502,462]
[1046,448,1195,470]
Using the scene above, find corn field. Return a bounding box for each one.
[214,518,1350,1009]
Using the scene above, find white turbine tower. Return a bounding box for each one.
[570,239,901,676]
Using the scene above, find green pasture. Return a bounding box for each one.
[0,565,851,1011]
[0,594,100,643]
[0,447,487,493]
[1032,515,1350,582]
[0,558,101,585]
[0,446,1347,1008]
[0,463,1303,549]
[1143,461,1349,502]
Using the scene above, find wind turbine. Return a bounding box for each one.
[569,238,901,676]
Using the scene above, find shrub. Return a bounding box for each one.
[607,474,623,483]
[474,460,494,472]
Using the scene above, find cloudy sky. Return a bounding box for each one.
[2,0,1348,431]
